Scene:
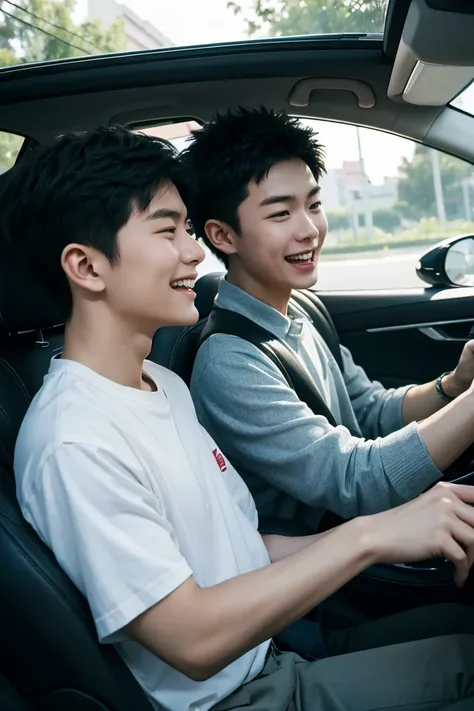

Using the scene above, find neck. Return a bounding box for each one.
[62,304,153,390]
[226,263,291,316]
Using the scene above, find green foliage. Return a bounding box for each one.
[326,208,350,231]
[322,218,474,255]
[396,145,472,221]
[0,0,125,64]
[0,132,23,172]
[331,206,401,233]
[227,0,387,38]
[372,207,401,232]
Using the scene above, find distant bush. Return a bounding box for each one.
[326,208,350,231]
[372,207,401,232]
[328,207,402,235]
[322,219,474,256]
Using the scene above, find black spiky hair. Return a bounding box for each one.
[182,107,326,266]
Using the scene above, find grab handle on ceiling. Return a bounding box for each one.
[288,78,376,108]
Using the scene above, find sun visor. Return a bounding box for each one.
[388,0,474,106]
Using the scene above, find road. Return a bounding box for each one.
[317,245,426,291]
[198,245,428,291]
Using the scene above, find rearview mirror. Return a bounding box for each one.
[416,235,474,288]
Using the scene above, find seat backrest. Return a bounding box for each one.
[0,672,32,711]
[0,244,153,711]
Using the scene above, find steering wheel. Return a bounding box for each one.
[441,442,474,485]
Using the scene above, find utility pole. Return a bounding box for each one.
[430,149,446,231]
[356,126,374,241]
[462,178,471,221]
[350,192,360,241]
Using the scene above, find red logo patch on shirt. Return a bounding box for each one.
[212,448,228,473]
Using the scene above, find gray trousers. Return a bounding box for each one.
[215,636,474,711]
[214,604,474,711]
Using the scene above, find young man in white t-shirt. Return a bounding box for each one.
[5,126,474,711]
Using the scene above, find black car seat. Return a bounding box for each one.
[0,673,34,711]
[0,245,154,711]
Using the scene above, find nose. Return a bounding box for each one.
[294,210,320,243]
[183,230,205,266]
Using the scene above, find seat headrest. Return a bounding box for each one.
[194,271,225,316]
[0,242,64,335]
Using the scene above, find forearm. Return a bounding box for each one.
[402,373,462,424]
[130,520,375,680]
[418,389,474,471]
[262,531,331,562]
[191,521,374,677]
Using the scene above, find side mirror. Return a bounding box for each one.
[416,234,474,288]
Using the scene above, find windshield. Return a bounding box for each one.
[0,0,388,68]
[451,81,474,117]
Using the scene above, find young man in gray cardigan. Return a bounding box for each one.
[185,108,474,530]
[185,109,474,656]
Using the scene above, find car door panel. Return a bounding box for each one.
[318,287,474,388]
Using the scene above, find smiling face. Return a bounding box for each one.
[205,158,328,312]
[63,182,205,333]
[104,183,206,330]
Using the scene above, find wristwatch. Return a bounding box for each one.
[435,371,455,402]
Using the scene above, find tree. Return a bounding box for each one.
[228,0,386,38]
[0,0,125,170]
[0,0,125,64]
[372,207,400,232]
[396,145,472,221]
[326,208,350,231]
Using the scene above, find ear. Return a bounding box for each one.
[61,243,107,295]
[204,219,238,258]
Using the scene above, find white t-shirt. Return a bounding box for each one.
[14,356,271,711]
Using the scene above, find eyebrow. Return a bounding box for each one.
[259,185,320,208]
[145,208,183,221]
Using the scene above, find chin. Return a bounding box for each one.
[157,304,199,329]
[305,271,319,289]
[175,305,200,327]
[290,269,319,291]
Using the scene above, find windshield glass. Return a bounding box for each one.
[451,81,474,117]
[0,0,388,69]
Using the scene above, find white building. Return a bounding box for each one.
[321,162,398,213]
[87,0,172,51]
[319,168,346,212]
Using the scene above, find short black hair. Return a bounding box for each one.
[182,107,326,267]
[0,125,192,317]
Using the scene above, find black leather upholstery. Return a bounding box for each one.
[0,250,154,709]
[150,271,225,382]
[0,673,33,710]
[0,242,63,335]
[0,331,64,474]
[0,463,153,711]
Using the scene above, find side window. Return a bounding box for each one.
[0,132,24,174]
[302,119,474,290]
